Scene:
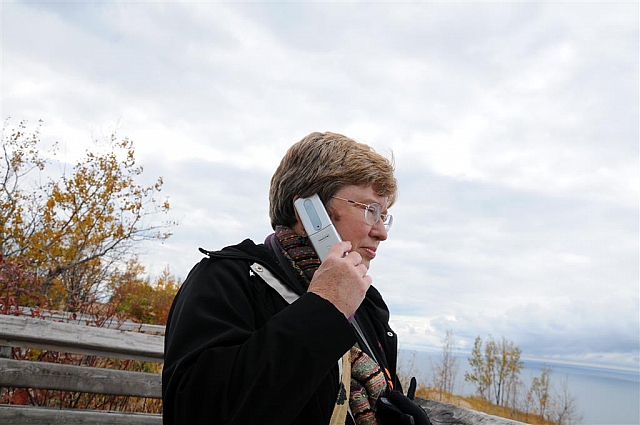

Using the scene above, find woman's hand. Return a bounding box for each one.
[307,241,372,319]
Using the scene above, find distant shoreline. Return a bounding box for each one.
[399,345,640,376]
[400,348,640,425]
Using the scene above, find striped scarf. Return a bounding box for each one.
[274,226,388,425]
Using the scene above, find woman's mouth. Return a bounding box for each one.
[362,247,377,260]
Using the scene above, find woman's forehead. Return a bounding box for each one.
[334,185,389,206]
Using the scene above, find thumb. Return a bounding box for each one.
[407,377,417,400]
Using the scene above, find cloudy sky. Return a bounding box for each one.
[2,1,638,370]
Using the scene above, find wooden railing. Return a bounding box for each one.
[0,314,164,425]
[0,313,526,425]
[417,399,527,425]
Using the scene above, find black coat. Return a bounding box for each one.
[162,239,400,425]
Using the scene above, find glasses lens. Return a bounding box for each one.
[364,203,382,225]
[383,214,393,231]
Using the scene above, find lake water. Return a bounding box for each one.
[399,349,640,425]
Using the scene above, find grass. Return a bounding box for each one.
[416,388,558,424]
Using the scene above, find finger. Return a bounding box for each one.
[329,241,352,258]
[355,263,368,276]
[347,251,363,265]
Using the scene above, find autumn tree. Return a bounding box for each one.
[552,376,583,425]
[524,366,583,425]
[0,256,42,314]
[1,120,47,257]
[430,329,459,401]
[0,118,173,312]
[502,356,524,415]
[527,366,551,420]
[108,261,181,325]
[464,335,524,407]
[493,336,524,407]
[464,336,583,424]
[465,336,491,400]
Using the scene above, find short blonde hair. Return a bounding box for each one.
[269,132,398,229]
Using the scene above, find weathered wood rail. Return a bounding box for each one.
[0,314,164,425]
[0,313,526,425]
[416,399,528,425]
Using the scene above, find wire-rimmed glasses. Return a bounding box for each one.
[331,196,393,231]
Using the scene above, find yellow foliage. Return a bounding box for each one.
[108,261,181,325]
[0,119,174,312]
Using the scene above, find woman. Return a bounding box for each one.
[162,132,425,424]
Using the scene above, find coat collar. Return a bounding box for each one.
[198,238,306,295]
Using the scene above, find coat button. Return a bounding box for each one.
[387,332,394,337]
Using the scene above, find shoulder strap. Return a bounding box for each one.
[351,318,380,365]
[248,262,352,424]
[249,263,299,304]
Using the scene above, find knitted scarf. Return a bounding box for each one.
[274,226,388,425]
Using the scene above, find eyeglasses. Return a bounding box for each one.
[331,196,393,231]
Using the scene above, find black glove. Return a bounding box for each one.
[376,378,432,425]
[377,395,416,425]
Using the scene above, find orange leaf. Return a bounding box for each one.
[11,388,30,405]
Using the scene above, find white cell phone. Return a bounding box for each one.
[294,194,342,262]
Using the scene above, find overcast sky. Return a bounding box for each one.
[2,1,638,370]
